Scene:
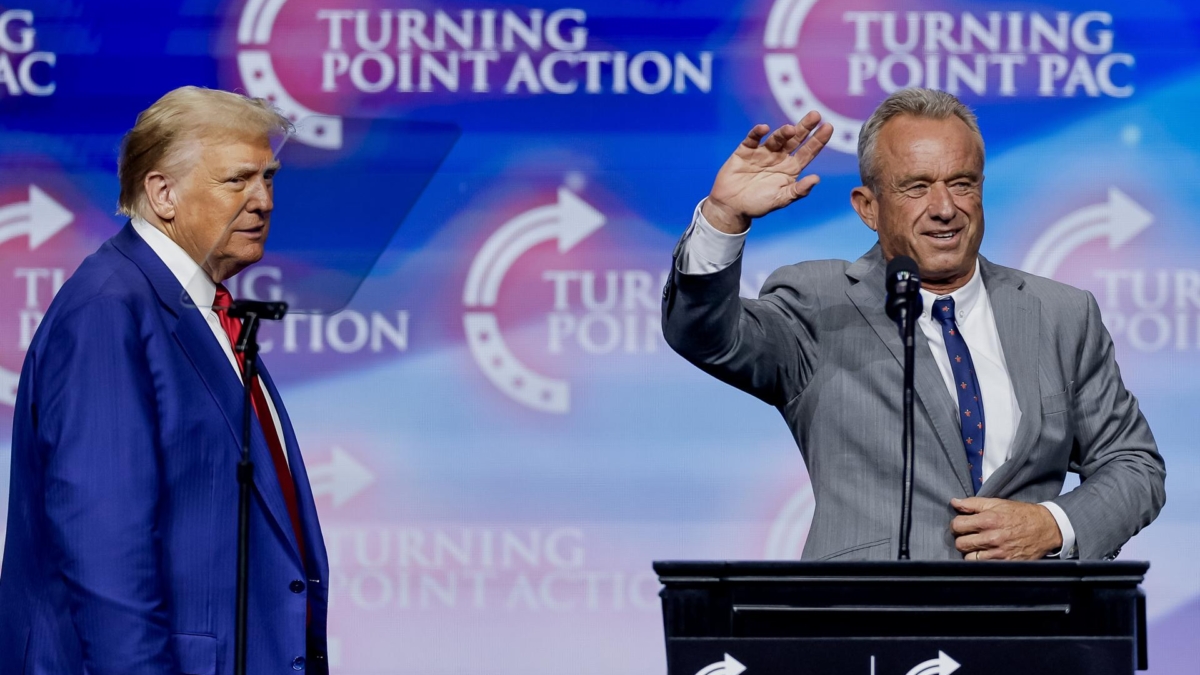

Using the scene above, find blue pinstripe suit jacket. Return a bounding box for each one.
[0,223,329,675]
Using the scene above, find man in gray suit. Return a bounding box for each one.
[663,88,1165,561]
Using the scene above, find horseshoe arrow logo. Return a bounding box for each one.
[462,188,605,413]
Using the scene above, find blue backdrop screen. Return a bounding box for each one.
[1,1,1198,673]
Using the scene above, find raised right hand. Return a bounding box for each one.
[703,111,834,234]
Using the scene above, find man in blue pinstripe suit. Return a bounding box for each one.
[0,87,329,675]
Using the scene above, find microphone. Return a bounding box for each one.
[885,255,922,324]
[884,255,921,561]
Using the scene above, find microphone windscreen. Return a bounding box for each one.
[886,255,919,283]
[884,255,921,323]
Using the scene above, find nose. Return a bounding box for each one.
[244,176,274,216]
[927,182,955,223]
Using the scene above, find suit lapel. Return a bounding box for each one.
[913,337,974,496]
[977,259,1043,498]
[845,245,972,495]
[171,319,303,564]
[111,223,301,561]
[259,361,328,576]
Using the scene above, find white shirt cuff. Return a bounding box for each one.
[1040,501,1077,559]
[677,199,747,274]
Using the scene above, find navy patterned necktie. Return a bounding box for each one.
[932,297,986,493]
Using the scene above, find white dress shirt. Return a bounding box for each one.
[131,216,290,470]
[677,201,1075,557]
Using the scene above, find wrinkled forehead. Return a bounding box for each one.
[877,115,985,177]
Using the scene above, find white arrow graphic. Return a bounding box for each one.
[1021,187,1152,279]
[695,653,747,675]
[0,185,74,250]
[0,185,74,406]
[905,651,961,675]
[308,447,374,507]
[462,188,606,414]
[463,188,605,307]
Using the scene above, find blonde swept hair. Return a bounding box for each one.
[117,86,292,217]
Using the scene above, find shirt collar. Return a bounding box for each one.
[918,259,983,323]
[130,215,217,311]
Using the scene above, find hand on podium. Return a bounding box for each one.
[950,497,1063,560]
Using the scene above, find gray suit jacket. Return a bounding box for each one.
[662,242,1166,561]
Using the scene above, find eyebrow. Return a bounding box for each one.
[894,174,932,187]
[944,170,980,182]
[228,161,281,179]
[895,170,980,186]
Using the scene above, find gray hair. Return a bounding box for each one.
[857,88,984,191]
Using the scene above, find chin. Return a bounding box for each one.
[932,266,976,287]
[221,250,265,280]
[916,256,970,282]
[241,247,265,266]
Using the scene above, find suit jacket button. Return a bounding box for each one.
[290,580,305,593]
[292,656,305,670]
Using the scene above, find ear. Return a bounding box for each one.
[851,186,878,232]
[143,171,177,221]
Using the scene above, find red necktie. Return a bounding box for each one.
[213,285,306,565]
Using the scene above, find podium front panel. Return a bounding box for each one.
[655,561,1149,675]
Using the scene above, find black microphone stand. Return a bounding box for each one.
[229,299,288,675]
[896,295,919,560]
[885,260,922,561]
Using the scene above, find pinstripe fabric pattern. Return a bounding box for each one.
[662,241,1165,561]
[0,223,330,675]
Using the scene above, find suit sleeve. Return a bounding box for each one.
[35,297,174,675]
[661,234,822,408]
[1051,291,1166,559]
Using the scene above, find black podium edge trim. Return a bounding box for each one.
[658,575,1147,584]
[731,603,1073,614]
[666,636,1135,642]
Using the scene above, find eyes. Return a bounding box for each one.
[900,179,979,198]
[225,170,277,188]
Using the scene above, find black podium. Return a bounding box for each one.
[655,561,1148,675]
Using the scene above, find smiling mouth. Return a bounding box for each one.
[924,228,963,243]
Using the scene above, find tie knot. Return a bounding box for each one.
[932,297,956,324]
[214,284,234,313]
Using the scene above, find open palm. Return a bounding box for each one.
[705,111,834,233]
